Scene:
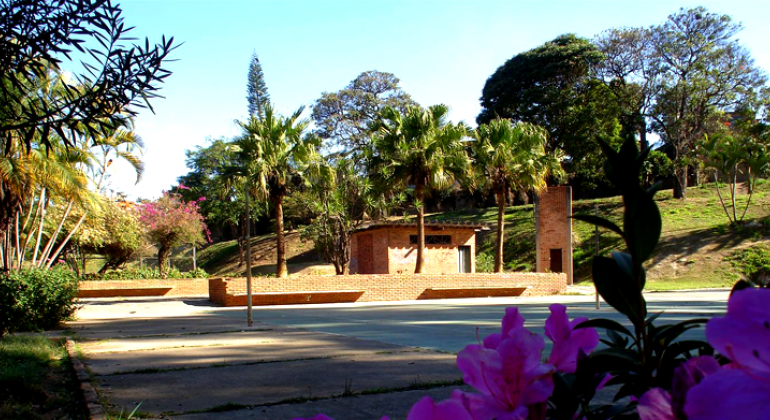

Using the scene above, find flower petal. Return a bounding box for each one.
[457,344,502,395]
[685,368,770,420]
[706,288,770,374]
[637,388,676,420]
[406,396,474,420]
[545,305,599,374]
[670,355,720,418]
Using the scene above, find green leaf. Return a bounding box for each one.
[625,191,662,263]
[585,347,642,373]
[592,256,646,324]
[572,214,625,239]
[575,318,633,337]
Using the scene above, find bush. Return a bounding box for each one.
[476,251,494,273]
[80,267,209,281]
[0,269,79,335]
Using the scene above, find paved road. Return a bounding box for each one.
[215,290,729,352]
[68,290,729,419]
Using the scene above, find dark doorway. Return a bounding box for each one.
[358,234,374,274]
[549,248,563,273]
[458,246,472,273]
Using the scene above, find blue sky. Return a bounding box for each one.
[104,0,770,200]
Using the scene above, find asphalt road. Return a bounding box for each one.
[212,290,729,352]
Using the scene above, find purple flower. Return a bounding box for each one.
[683,288,770,420]
[456,322,554,420]
[544,304,600,374]
[293,415,388,420]
[406,396,473,420]
[637,356,720,420]
[482,307,525,349]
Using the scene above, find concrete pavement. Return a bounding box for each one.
[65,290,729,419]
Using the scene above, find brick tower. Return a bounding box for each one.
[534,186,573,284]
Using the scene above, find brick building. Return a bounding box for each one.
[535,186,573,284]
[349,221,489,275]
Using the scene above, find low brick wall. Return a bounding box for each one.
[78,278,209,298]
[209,273,567,306]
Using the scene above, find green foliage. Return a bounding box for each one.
[312,70,415,159]
[80,267,209,281]
[78,200,147,273]
[246,52,270,119]
[0,269,79,335]
[475,251,494,273]
[726,244,770,287]
[0,0,176,154]
[478,34,618,183]
[568,137,712,415]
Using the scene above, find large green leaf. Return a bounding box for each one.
[572,214,625,238]
[592,255,646,324]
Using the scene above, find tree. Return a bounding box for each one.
[235,104,318,278]
[302,158,396,275]
[246,53,270,119]
[473,120,561,272]
[647,8,768,199]
[371,104,471,273]
[477,35,619,184]
[77,200,146,273]
[478,35,604,151]
[698,124,770,226]
[139,192,206,277]
[312,70,415,159]
[1,0,176,153]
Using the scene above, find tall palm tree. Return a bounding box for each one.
[235,104,317,279]
[473,119,562,272]
[372,104,471,273]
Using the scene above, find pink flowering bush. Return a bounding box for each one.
[293,138,770,419]
[139,191,207,276]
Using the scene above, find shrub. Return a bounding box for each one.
[0,269,79,335]
[80,267,209,281]
[475,251,494,272]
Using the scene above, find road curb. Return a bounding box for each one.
[65,337,106,420]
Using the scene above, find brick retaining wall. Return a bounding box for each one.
[209,272,567,306]
[78,278,209,298]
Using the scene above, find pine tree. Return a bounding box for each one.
[246,53,270,119]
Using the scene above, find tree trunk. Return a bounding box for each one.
[274,194,288,278]
[245,189,253,327]
[157,244,171,278]
[673,165,688,199]
[414,181,425,274]
[494,189,506,273]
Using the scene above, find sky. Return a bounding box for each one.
[101,0,770,200]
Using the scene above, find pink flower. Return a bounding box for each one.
[638,356,720,420]
[178,183,190,190]
[406,396,473,420]
[683,288,770,420]
[482,307,525,349]
[293,416,388,420]
[456,321,554,420]
[544,304,599,373]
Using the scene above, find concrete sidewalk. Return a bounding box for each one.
[65,291,729,419]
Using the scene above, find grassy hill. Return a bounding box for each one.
[198,180,770,290]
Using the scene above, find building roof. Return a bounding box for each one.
[354,220,491,233]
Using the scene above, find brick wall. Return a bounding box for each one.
[351,226,479,275]
[535,186,573,284]
[208,272,567,306]
[78,279,209,298]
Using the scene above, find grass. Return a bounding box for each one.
[0,335,88,420]
[427,182,770,289]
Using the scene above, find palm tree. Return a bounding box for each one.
[235,104,317,279]
[372,104,471,273]
[473,119,562,272]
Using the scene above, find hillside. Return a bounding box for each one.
[198,181,770,289]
